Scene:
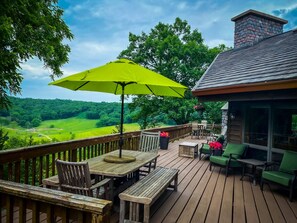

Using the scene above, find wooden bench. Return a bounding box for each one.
[119,166,179,223]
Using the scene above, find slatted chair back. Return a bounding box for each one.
[139,131,160,153]
[192,121,199,131]
[201,120,207,128]
[56,159,93,197]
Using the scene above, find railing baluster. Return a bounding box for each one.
[32,158,36,185]
[51,154,55,176]
[45,155,50,178]
[8,163,13,181]
[24,160,29,184]
[15,161,21,183]
[39,156,43,186]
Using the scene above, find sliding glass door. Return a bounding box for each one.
[243,103,297,161]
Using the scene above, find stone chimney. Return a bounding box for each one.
[231,9,288,48]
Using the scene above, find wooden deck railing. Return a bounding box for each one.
[0,179,112,223]
[0,124,191,186]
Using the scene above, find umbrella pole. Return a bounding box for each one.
[119,85,124,158]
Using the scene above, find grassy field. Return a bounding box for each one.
[3,117,140,143]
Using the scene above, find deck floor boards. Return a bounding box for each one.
[144,137,297,223]
[2,137,297,223]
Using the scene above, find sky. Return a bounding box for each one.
[19,0,297,103]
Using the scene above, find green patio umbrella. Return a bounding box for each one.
[49,58,187,159]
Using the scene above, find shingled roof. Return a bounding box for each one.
[192,29,297,99]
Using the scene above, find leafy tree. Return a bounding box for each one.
[31,118,41,127]
[86,111,100,119]
[0,0,73,109]
[119,18,228,128]
[201,101,226,124]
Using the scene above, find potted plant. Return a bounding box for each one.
[208,141,223,156]
[160,131,170,150]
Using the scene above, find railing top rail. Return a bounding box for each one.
[0,179,112,214]
[0,124,190,163]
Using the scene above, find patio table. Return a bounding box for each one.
[43,150,159,198]
[237,158,266,185]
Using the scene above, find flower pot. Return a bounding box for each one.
[160,137,170,150]
[211,149,222,156]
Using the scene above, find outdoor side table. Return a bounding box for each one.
[179,142,198,158]
[237,159,266,185]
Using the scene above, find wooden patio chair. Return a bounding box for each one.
[191,121,199,139]
[138,131,160,176]
[260,150,297,201]
[56,159,112,200]
[209,143,247,177]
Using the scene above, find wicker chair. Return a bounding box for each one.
[138,131,160,176]
[56,159,112,200]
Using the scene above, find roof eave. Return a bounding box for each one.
[192,79,297,97]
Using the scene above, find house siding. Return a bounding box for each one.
[227,102,243,144]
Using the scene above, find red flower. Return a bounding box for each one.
[160,131,169,137]
[208,141,222,150]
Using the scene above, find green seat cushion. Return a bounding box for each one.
[279,151,297,174]
[210,156,242,167]
[200,144,210,154]
[262,170,293,186]
[201,147,211,154]
[222,143,246,159]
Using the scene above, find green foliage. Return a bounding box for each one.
[31,118,42,127]
[0,97,132,128]
[201,101,226,123]
[119,18,229,128]
[111,125,125,134]
[2,120,140,149]
[86,111,100,119]
[4,135,41,149]
[0,128,9,150]
[0,0,73,109]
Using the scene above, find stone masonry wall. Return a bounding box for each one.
[234,14,283,48]
[221,109,228,144]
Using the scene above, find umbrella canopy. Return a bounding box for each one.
[49,58,186,97]
[49,58,187,159]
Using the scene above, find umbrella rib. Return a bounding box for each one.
[74,81,90,91]
[169,86,184,97]
[114,81,136,94]
[145,85,156,95]
[114,82,119,94]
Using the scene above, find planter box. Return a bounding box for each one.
[160,137,170,150]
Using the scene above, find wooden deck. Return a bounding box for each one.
[112,137,297,223]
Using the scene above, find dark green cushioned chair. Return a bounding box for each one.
[199,135,225,160]
[209,143,247,177]
[260,150,297,202]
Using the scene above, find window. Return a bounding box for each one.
[273,109,297,151]
[244,108,269,147]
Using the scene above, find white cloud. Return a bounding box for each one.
[63,39,124,72]
[20,60,51,80]
[177,2,188,10]
[18,0,296,103]
[206,39,233,48]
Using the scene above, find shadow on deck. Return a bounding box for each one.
[112,137,297,223]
